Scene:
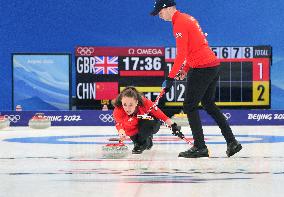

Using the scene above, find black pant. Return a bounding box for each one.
[130,119,160,145]
[183,65,236,148]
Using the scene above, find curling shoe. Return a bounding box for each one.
[226,140,242,157]
[146,135,153,150]
[178,146,209,158]
[132,143,147,154]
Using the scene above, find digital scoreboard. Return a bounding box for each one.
[75,47,165,109]
[75,46,271,110]
[165,46,271,108]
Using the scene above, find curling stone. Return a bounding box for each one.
[171,112,188,126]
[0,116,10,129]
[28,113,51,129]
[102,142,128,159]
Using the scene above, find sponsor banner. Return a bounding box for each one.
[0,111,114,126]
[0,110,284,126]
[200,110,284,125]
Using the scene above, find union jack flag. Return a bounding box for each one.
[94,56,118,75]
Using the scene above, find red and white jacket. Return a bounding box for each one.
[113,97,169,136]
[169,10,219,78]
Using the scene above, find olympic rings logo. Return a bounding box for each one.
[99,114,114,122]
[76,47,95,56]
[223,113,231,120]
[4,115,21,123]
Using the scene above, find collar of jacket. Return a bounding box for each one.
[172,10,180,25]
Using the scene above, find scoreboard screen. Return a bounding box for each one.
[75,46,271,110]
[164,46,271,109]
[75,47,165,109]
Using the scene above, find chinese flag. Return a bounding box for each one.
[96,82,118,100]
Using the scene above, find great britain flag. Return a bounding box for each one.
[94,56,118,75]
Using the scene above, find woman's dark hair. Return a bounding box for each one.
[113,86,144,107]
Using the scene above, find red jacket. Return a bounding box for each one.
[169,11,219,78]
[113,97,169,136]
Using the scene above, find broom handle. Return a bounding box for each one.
[145,88,165,115]
[144,64,185,116]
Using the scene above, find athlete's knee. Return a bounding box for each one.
[138,119,153,130]
[138,119,160,134]
[201,100,218,113]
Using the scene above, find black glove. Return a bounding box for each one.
[171,123,184,139]
[162,77,174,93]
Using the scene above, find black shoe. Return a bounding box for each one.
[146,135,153,150]
[226,140,242,157]
[132,143,147,154]
[178,146,209,158]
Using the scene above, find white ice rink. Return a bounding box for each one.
[1,125,284,197]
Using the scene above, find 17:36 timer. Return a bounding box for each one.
[120,57,163,71]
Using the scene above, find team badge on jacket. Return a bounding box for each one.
[176,32,182,38]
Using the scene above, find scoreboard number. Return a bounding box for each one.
[122,57,162,71]
[211,47,254,58]
[257,62,263,80]
[177,84,186,101]
[165,83,186,104]
[257,85,265,101]
[253,81,269,105]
